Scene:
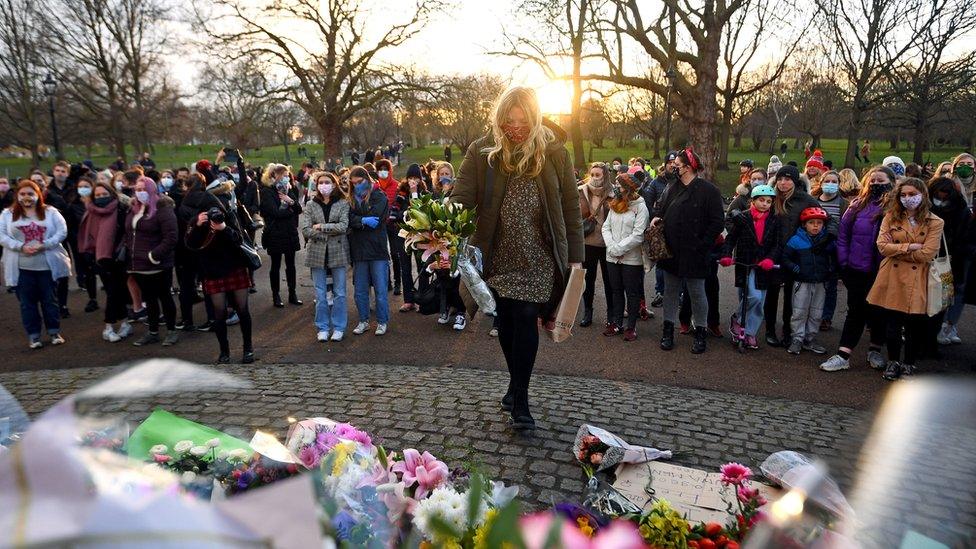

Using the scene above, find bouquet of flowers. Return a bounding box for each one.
[573,424,673,473]
[285,417,373,469]
[398,195,496,314]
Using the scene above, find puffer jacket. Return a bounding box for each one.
[837,197,884,273]
[601,198,648,266]
[781,227,836,283]
[124,195,178,272]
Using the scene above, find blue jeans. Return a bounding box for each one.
[16,269,61,339]
[822,278,838,322]
[353,260,390,324]
[311,266,347,333]
[654,265,665,294]
[736,270,767,337]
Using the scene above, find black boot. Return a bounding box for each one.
[660,321,675,351]
[692,326,707,354]
[273,293,284,308]
[510,388,535,431]
[579,307,593,328]
[288,290,303,305]
[501,381,515,412]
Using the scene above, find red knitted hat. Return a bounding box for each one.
[805,151,826,172]
[195,159,212,173]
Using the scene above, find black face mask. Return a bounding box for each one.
[869,183,892,199]
[670,166,681,179]
[93,197,113,208]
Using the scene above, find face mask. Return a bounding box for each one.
[501,123,530,144]
[318,183,333,196]
[135,190,150,203]
[611,186,623,199]
[160,178,173,190]
[94,197,113,208]
[0,183,9,193]
[276,181,288,192]
[354,181,371,196]
[670,166,681,179]
[439,176,453,187]
[821,182,839,195]
[115,181,124,192]
[900,194,923,210]
[377,170,390,179]
[612,163,621,171]
[19,196,36,208]
[955,165,974,179]
[78,187,92,197]
[279,176,290,185]
[932,198,948,208]
[869,183,892,199]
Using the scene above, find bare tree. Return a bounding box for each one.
[621,86,666,159]
[198,0,443,159]
[0,0,44,166]
[430,74,505,153]
[814,0,943,167]
[201,60,274,151]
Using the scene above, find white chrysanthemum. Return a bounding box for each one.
[174,440,193,453]
[206,438,221,448]
[228,448,249,461]
[149,444,168,455]
[217,450,229,460]
[181,471,197,483]
[411,486,484,540]
[189,446,209,456]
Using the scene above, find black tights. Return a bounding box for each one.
[496,297,541,391]
[268,250,297,295]
[885,310,927,366]
[209,289,252,356]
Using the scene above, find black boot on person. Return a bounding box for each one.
[510,388,535,431]
[288,290,303,305]
[660,321,675,351]
[692,326,707,354]
[273,293,284,308]
[501,381,515,412]
[579,308,593,327]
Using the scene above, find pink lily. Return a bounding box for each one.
[519,513,644,549]
[416,238,452,264]
[390,449,449,499]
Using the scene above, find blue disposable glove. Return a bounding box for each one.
[362,216,380,229]
[792,265,800,274]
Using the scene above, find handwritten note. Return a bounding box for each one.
[612,462,779,524]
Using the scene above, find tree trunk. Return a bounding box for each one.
[320,120,343,160]
[843,106,864,168]
[682,34,721,179]
[569,58,585,170]
[716,94,733,171]
[652,136,660,160]
[889,133,898,151]
[733,131,742,149]
[912,107,929,164]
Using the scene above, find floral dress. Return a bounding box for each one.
[487,175,554,303]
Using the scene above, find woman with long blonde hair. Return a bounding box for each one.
[452,86,583,431]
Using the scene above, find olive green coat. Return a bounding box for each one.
[451,120,584,316]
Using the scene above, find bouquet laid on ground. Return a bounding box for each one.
[573,424,673,473]
[398,195,496,314]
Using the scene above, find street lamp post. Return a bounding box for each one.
[663,66,676,153]
[42,74,62,161]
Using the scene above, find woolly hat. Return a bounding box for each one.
[767,155,783,175]
[775,165,801,188]
[805,150,826,172]
[405,163,423,180]
[195,159,212,174]
[627,164,642,175]
[882,155,906,176]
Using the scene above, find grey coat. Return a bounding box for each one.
[300,198,351,269]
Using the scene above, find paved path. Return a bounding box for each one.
[2,362,973,547]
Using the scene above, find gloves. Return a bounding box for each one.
[719,257,734,267]
[362,216,380,229]
[792,264,800,274]
[758,258,775,271]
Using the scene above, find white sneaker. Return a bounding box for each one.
[28,337,42,349]
[50,333,65,345]
[317,330,329,342]
[948,324,962,344]
[437,312,450,325]
[102,326,121,343]
[866,350,886,370]
[116,321,133,339]
[352,322,369,335]
[331,331,344,342]
[453,314,467,331]
[937,323,952,345]
[819,354,850,372]
[226,311,240,326]
[375,324,387,336]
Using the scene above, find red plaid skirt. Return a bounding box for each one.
[203,268,252,295]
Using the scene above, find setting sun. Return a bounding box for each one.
[536,80,574,115]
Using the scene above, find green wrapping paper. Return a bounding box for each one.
[126,408,252,459]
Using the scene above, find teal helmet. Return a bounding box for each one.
[751,184,776,198]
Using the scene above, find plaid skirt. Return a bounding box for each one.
[203,268,252,295]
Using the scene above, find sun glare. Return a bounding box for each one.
[536,80,574,115]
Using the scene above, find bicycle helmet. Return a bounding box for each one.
[750,184,776,198]
[799,206,829,222]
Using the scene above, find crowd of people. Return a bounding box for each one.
[1,86,974,429]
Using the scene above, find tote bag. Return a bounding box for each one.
[927,233,954,317]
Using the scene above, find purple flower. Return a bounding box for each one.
[237,470,256,490]
[332,511,357,540]
[334,423,372,447]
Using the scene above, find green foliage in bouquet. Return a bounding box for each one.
[399,195,478,272]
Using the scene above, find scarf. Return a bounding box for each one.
[585,179,606,216]
[79,199,119,261]
[750,205,769,245]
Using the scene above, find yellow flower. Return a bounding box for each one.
[577,516,595,537]
[330,442,355,476]
[639,523,653,540]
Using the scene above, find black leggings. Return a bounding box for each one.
[78,252,98,300]
[607,262,642,329]
[496,296,542,391]
[176,254,202,324]
[97,260,129,324]
[838,269,885,351]
[132,269,176,332]
[209,288,252,356]
[268,250,297,295]
[764,275,794,338]
[388,225,403,288]
[885,310,927,365]
[437,271,466,314]
[582,244,612,319]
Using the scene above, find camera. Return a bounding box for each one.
[207,207,225,224]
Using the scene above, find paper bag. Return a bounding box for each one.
[547,266,585,343]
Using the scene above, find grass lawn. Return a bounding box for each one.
[2,139,965,194]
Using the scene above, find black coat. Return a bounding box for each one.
[259,184,302,253]
[722,210,783,290]
[656,177,725,279]
[185,221,247,279]
[931,202,971,283]
[348,187,390,262]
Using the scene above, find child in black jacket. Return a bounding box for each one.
[782,207,836,355]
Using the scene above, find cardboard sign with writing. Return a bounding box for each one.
[612,462,780,524]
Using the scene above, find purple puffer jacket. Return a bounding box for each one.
[837,197,883,273]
